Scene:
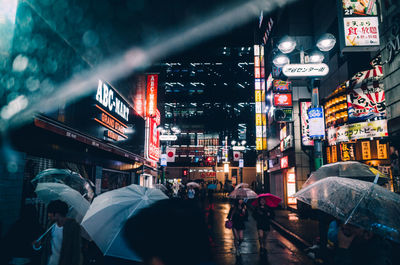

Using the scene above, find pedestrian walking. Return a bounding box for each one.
[253,197,274,254]
[187,187,195,200]
[227,199,248,256]
[32,200,82,265]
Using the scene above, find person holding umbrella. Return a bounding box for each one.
[33,200,82,265]
[227,199,248,256]
[253,197,275,254]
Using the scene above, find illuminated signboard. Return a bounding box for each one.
[273,80,291,92]
[287,172,296,205]
[146,109,160,162]
[340,143,355,161]
[96,80,129,122]
[280,156,289,169]
[274,94,292,107]
[331,145,338,163]
[94,80,130,141]
[300,101,314,146]
[146,74,158,117]
[254,44,267,150]
[308,107,325,138]
[282,63,329,77]
[335,119,388,143]
[339,0,380,52]
[361,141,371,160]
[326,147,331,163]
[377,140,388,159]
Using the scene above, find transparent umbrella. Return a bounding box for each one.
[295,177,400,243]
[35,182,90,223]
[302,161,388,188]
[153,184,167,193]
[81,184,168,261]
[187,182,200,188]
[235,183,249,190]
[32,168,94,201]
[229,188,257,199]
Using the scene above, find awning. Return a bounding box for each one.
[34,115,146,164]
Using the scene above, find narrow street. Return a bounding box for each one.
[208,200,313,265]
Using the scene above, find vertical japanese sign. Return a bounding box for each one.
[377,140,388,159]
[331,145,338,163]
[339,0,380,52]
[146,109,160,162]
[146,74,158,117]
[326,147,331,163]
[287,172,297,205]
[361,141,371,160]
[300,101,314,146]
[340,143,355,161]
[308,107,325,138]
[254,45,267,150]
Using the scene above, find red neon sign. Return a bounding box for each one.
[280,156,289,169]
[274,94,292,107]
[147,109,160,162]
[146,74,158,117]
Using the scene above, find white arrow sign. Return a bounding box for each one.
[159,135,178,141]
[283,63,329,77]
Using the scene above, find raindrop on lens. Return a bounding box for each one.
[12,55,29,72]
[83,30,99,47]
[7,162,18,173]
[26,76,40,92]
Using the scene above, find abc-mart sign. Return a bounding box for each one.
[283,63,329,77]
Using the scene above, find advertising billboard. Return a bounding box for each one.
[273,93,292,107]
[273,80,291,92]
[300,101,314,146]
[339,0,380,52]
[254,44,267,150]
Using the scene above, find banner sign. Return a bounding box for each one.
[308,107,325,138]
[146,74,158,117]
[347,82,386,122]
[300,101,314,146]
[336,119,388,143]
[282,63,329,77]
[377,140,388,159]
[342,0,377,16]
[274,93,292,107]
[273,80,291,92]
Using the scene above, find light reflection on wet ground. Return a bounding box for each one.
[208,200,313,265]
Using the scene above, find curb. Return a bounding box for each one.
[270,219,312,249]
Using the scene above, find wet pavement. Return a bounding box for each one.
[208,201,314,265]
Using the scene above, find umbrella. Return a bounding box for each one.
[295,177,400,243]
[229,188,258,199]
[187,182,200,188]
[252,193,282,208]
[235,183,249,190]
[35,182,90,223]
[302,161,388,188]
[207,184,217,190]
[32,168,94,201]
[81,184,168,261]
[153,184,167,192]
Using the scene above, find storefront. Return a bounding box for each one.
[323,65,390,173]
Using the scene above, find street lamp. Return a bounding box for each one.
[272,53,290,67]
[278,36,296,54]
[231,140,237,145]
[316,33,336,52]
[309,51,324,63]
[241,140,246,145]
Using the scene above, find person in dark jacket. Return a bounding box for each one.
[334,223,392,265]
[227,199,248,256]
[124,199,214,265]
[33,200,82,265]
[1,205,43,265]
[253,197,274,254]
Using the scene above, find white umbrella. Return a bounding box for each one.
[35,182,90,223]
[186,182,200,188]
[81,184,168,261]
[235,183,249,190]
[229,188,258,199]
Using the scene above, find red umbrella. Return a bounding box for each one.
[252,193,281,208]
